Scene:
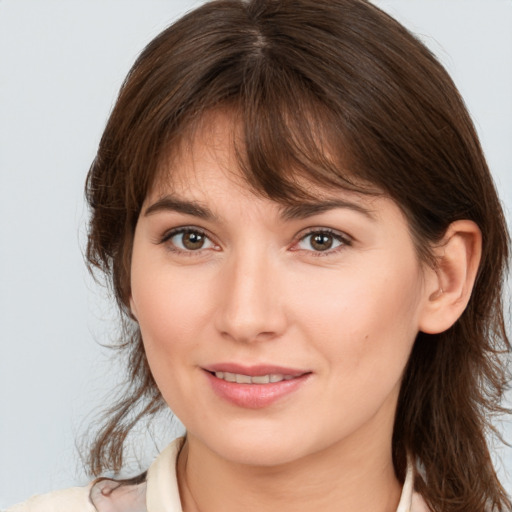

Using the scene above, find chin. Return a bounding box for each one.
[191,422,322,468]
[217,439,305,467]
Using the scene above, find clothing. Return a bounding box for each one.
[6,437,430,512]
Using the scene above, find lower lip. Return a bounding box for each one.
[204,371,311,409]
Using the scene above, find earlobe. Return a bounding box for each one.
[419,220,482,334]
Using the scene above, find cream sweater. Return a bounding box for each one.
[6,438,429,512]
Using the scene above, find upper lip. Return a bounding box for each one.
[203,363,309,377]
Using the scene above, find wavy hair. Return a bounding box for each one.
[85,1,511,510]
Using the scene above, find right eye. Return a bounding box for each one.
[162,228,216,253]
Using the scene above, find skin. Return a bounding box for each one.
[129,113,481,512]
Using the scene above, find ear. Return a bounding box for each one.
[418,220,482,334]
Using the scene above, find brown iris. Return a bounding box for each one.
[182,231,206,250]
[309,233,334,251]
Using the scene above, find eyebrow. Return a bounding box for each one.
[144,196,217,220]
[279,200,376,221]
[144,195,376,221]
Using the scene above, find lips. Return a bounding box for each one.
[213,371,296,384]
[204,363,307,377]
[203,363,311,408]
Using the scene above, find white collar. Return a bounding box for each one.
[145,437,429,512]
[146,438,185,512]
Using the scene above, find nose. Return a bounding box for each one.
[214,250,287,344]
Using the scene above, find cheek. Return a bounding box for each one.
[130,270,209,417]
[132,269,212,353]
[288,253,423,373]
[130,257,226,414]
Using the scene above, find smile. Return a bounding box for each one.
[204,366,311,408]
[213,372,296,384]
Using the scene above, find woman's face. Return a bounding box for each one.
[130,113,432,467]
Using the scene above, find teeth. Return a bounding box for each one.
[251,375,270,384]
[236,373,252,384]
[214,372,294,384]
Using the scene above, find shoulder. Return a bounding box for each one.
[4,437,185,512]
[5,486,95,512]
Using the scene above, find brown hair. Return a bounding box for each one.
[85,0,511,510]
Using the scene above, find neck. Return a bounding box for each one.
[177,429,402,512]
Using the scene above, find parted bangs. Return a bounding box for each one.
[88,0,486,297]
[233,72,378,203]
[85,4,511,509]
[156,95,380,207]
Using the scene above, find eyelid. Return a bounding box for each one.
[159,225,219,254]
[291,227,352,255]
[156,225,351,256]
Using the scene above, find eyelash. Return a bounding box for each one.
[294,228,352,257]
[159,227,352,257]
[159,227,218,256]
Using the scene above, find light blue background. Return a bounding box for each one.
[1,0,511,506]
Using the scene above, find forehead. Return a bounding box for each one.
[149,117,250,209]
[147,112,385,223]
[141,136,395,240]
[149,109,381,207]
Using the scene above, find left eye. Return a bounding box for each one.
[297,231,346,252]
[167,229,215,251]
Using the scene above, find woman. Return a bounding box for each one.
[7,0,510,511]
